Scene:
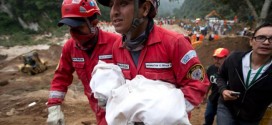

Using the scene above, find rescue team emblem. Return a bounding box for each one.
[187,64,205,81]
[181,50,197,64]
[72,58,84,62]
[99,55,112,60]
[117,63,129,70]
[145,63,172,69]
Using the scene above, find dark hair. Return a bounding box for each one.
[252,23,272,37]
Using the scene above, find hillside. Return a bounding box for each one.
[196,37,251,68]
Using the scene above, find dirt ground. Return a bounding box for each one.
[0,25,251,125]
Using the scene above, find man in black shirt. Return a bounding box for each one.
[204,48,229,125]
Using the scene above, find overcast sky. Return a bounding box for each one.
[158,0,184,15]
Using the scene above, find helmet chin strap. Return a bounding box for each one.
[123,0,145,48]
[84,17,97,35]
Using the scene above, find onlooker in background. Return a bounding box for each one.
[97,0,210,124]
[203,48,229,125]
[46,0,120,125]
[217,23,272,125]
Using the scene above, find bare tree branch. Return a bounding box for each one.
[244,0,258,20]
[0,0,14,18]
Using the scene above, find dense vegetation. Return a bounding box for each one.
[0,0,111,47]
[173,0,272,25]
[0,0,271,46]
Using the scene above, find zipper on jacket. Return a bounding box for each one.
[235,69,270,117]
[235,69,246,89]
[235,69,247,117]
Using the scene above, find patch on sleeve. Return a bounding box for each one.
[186,64,205,81]
[181,50,197,64]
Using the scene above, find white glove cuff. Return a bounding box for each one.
[185,99,194,112]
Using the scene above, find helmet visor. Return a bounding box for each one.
[58,18,85,27]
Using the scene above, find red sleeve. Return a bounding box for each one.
[47,39,75,107]
[171,36,210,106]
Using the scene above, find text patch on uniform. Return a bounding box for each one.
[72,58,84,62]
[117,63,130,70]
[145,63,172,69]
[99,55,112,60]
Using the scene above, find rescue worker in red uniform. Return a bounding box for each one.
[46,0,120,125]
[97,0,210,123]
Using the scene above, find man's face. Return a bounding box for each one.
[70,23,91,35]
[250,27,272,56]
[213,56,226,67]
[109,0,135,34]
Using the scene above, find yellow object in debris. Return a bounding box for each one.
[19,51,47,75]
[192,41,203,48]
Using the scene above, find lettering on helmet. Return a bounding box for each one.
[117,63,130,70]
[72,58,85,62]
[145,63,172,69]
[181,50,197,64]
[187,64,205,81]
[99,55,112,60]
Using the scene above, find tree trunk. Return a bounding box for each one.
[244,0,258,23]
[0,0,13,18]
[258,0,272,27]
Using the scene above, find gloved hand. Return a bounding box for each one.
[47,105,65,125]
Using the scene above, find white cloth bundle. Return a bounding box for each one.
[106,75,191,125]
[90,61,191,125]
[89,60,125,102]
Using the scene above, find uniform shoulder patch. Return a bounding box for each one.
[181,50,197,64]
[186,64,205,81]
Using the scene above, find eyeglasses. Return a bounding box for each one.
[253,35,272,43]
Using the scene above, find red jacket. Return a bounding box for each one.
[48,29,120,125]
[112,25,210,106]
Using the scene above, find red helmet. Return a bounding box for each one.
[213,48,229,58]
[61,0,101,18]
[97,0,159,18]
[58,0,101,27]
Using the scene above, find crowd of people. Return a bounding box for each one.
[46,0,272,125]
